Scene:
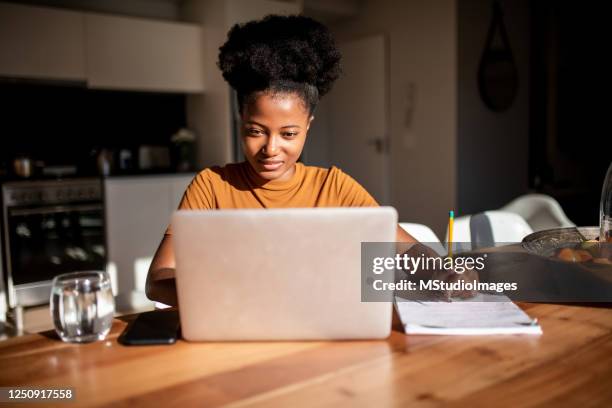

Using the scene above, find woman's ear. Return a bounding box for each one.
[307,115,315,131]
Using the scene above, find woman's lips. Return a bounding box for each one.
[258,159,283,171]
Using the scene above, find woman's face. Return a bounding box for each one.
[241,92,312,183]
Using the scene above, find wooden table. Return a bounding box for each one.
[1,303,612,407]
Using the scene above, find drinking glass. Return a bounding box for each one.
[601,162,612,243]
[50,271,115,343]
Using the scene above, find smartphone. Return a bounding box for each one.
[119,310,180,345]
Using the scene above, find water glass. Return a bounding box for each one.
[601,162,612,243]
[50,271,115,343]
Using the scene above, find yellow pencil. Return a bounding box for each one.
[448,210,454,257]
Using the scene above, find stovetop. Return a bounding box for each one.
[2,177,103,206]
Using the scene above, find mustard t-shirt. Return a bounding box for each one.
[165,162,377,235]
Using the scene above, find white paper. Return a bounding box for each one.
[394,293,542,335]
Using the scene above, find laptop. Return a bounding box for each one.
[172,207,397,341]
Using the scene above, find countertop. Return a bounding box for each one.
[0,170,196,184]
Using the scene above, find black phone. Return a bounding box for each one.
[119,310,180,345]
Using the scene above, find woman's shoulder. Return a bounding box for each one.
[301,164,367,194]
[301,163,343,177]
[193,162,244,183]
[301,163,352,183]
[302,164,377,206]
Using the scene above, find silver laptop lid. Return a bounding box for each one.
[172,207,397,341]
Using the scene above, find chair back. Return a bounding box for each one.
[445,211,533,250]
[501,194,575,231]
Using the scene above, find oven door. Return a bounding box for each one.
[5,203,106,307]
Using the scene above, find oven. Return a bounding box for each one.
[1,178,106,326]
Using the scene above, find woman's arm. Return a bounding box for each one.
[397,225,417,243]
[145,235,178,306]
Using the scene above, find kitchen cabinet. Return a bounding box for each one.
[0,3,86,81]
[85,13,204,93]
[0,3,203,93]
[104,174,193,296]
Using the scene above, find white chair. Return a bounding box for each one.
[399,222,441,243]
[445,211,534,249]
[399,223,446,255]
[500,194,575,232]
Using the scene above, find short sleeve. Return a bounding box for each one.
[176,171,216,210]
[165,170,216,235]
[333,167,379,207]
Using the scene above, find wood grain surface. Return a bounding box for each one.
[1,303,612,407]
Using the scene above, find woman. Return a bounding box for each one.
[146,15,416,306]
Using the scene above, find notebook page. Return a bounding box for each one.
[394,293,542,335]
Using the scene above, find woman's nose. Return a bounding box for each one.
[262,135,280,155]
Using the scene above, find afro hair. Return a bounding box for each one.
[218,14,342,112]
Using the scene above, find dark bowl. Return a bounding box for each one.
[522,227,612,282]
[522,226,599,258]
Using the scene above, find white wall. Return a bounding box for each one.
[457,0,530,215]
[309,0,458,237]
[303,96,332,167]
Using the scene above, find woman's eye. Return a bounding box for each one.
[283,132,298,138]
[247,128,263,135]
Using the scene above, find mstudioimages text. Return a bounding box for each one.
[372,279,518,293]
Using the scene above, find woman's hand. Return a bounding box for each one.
[145,235,178,306]
[432,266,480,300]
[395,242,481,301]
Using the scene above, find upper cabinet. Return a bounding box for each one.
[226,0,301,25]
[0,3,86,81]
[85,14,204,93]
[0,3,204,93]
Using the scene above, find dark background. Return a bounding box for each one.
[0,81,186,173]
[529,0,610,226]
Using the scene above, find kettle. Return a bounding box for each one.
[13,157,33,178]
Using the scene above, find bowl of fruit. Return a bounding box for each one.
[522,226,612,280]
